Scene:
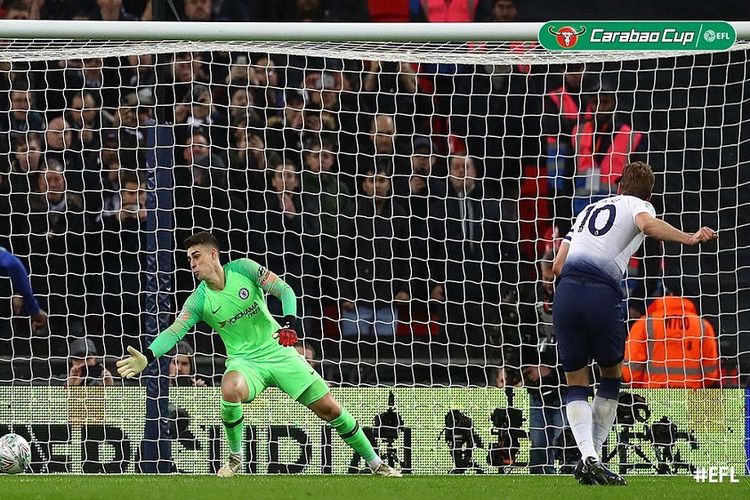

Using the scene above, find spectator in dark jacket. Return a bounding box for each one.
[339,158,410,338]
[427,154,518,345]
[249,161,321,337]
[23,161,101,342]
[518,250,566,474]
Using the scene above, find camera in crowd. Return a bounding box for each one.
[168,403,199,450]
[615,392,651,426]
[643,416,699,474]
[78,362,104,381]
[487,407,527,473]
[441,409,485,474]
[373,391,405,469]
[68,338,110,387]
[606,392,699,475]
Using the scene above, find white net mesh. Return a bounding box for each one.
[0,37,747,474]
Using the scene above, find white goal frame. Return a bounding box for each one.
[1,20,749,42]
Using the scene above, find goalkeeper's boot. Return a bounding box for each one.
[372,463,402,477]
[217,452,242,478]
[573,459,596,485]
[584,457,627,486]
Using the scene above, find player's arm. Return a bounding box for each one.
[552,234,571,278]
[117,291,204,379]
[231,258,298,316]
[634,213,717,246]
[231,258,299,346]
[0,249,47,330]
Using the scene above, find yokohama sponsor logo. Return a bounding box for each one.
[219,303,259,328]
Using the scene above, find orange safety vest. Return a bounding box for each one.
[420,0,478,22]
[572,119,643,186]
[547,85,581,122]
[623,296,720,388]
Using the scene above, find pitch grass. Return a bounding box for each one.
[1,474,748,500]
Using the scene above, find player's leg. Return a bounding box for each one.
[221,371,249,459]
[566,366,625,485]
[217,360,266,478]
[553,279,597,462]
[271,347,400,476]
[555,278,612,485]
[303,389,400,477]
[563,366,597,461]
[590,300,626,458]
[306,391,378,464]
[584,286,628,486]
[591,362,622,457]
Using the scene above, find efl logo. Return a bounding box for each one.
[703,29,732,42]
[547,25,587,49]
[693,466,740,483]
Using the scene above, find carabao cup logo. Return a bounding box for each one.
[548,25,587,48]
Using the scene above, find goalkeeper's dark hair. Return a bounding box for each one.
[619,161,655,201]
[184,231,220,251]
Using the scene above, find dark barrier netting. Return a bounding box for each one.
[0,45,747,473]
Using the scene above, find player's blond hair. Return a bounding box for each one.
[619,161,655,201]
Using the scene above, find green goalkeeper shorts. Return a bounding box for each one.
[224,346,329,406]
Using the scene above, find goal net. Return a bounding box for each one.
[0,22,748,475]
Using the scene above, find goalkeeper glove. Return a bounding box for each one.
[274,315,298,347]
[116,345,149,379]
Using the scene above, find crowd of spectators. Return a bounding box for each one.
[0,0,521,23]
[0,0,741,392]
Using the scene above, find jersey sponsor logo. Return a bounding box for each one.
[238,288,249,300]
[218,303,260,329]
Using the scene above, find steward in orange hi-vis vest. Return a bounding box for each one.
[623,296,720,388]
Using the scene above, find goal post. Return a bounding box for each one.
[1,19,749,41]
[0,20,748,474]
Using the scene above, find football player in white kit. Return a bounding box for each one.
[552,162,717,485]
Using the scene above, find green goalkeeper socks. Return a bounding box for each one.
[221,399,244,455]
[330,408,379,466]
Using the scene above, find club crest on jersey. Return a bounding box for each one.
[238,288,249,300]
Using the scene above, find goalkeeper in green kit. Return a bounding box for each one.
[117,232,401,477]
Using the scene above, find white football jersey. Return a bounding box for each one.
[562,195,656,285]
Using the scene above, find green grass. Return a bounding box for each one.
[1,475,748,500]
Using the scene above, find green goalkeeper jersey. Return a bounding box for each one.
[148,258,297,359]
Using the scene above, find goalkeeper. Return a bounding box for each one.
[117,232,400,477]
